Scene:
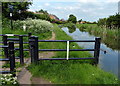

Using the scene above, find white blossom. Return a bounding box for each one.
[14,19,53,34]
[13,81,17,84]
[1,74,18,85]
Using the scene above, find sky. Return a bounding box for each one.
[28,0,119,22]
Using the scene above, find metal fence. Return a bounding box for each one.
[0,33,31,76]
[29,36,101,64]
[0,33,101,76]
[0,42,15,76]
[0,33,32,65]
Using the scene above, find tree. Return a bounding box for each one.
[36,9,48,14]
[68,14,77,23]
[2,2,32,20]
[97,18,107,27]
[97,13,120,29]
[78,19,82,22]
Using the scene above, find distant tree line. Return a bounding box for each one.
[97,13,120,29]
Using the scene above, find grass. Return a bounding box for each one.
[28,24,118,84]
[76,24,119,50]
[28,62,118,84]
[2,62,24,68]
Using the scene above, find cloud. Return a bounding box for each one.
[78,0,97,3]
[29,1,118,21]
[106,0,119,3]
[55,6,63,9]
[55,6,80,10]
[44,3,50,6]
[32,0,119,3]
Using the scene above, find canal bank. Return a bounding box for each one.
[62,27,119,79]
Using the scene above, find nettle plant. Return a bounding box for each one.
[14,18,53,34]
[1,74,18,85]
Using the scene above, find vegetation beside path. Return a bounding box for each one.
[28,24,118,84]
[76,24,119,50]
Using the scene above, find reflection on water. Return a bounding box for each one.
[67,25,76,33]
[62,27,119,79]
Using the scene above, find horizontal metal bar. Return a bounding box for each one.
[14,34,28,37]
[39,49,95,51]
[29,39,34,41]
[14,48,19,50]
[14,48,29,51]
[7,38,19,41]
[23,49,29,51]
[14,42,19,44]
[14,42,28,44]
[23,42,29,44]
[0,71,11,74]
[38,57,95,60]
[0,45,8,48]
[38,40,95,42]
[0,58,9,61]
[15,57,20,59]
[0,34,28,37]
[0,34,7,36]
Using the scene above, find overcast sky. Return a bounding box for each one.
[28,0,119,22]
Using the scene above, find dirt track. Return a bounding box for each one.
[17,32,55,84]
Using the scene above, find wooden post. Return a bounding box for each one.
[3,35,8,58]
[9,42,16,76]
[19,35,24,65]
[29,36,38,63]
[94,37,101,64]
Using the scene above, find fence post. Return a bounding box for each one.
[28,32,32,39]
[28,33,32,57]
[34,36,38,63]
[19,35,24,65]
[29,36,38,63]
[94,37,101,64]
[9,42,16,76]
[3,35,8,58]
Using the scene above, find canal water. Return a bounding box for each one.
[62,27,119,79]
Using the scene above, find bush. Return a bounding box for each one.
[14,19,53,34]
[2,18,11,29]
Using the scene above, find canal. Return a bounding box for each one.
[62,27,119,79]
